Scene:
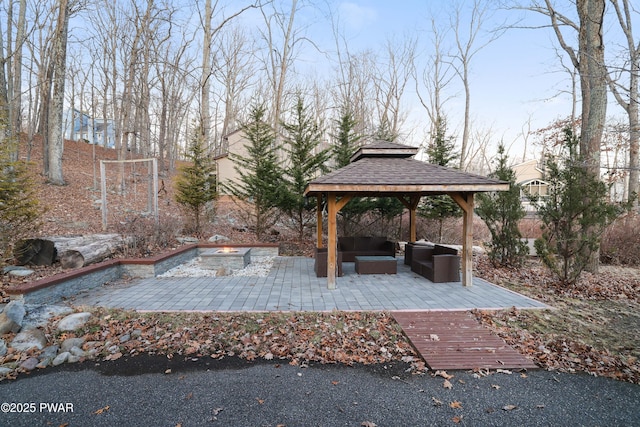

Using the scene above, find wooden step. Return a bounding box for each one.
[392,311,538,370]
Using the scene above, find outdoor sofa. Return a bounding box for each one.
[337,236,396,262]
[410,244,460,283]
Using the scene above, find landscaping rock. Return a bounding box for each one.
[23,304,72,329]
[7,267,35,277]
[69,346,86,358]
[0,339,7,356]
[177,236,199,244]
[67,354,81,363]
[52,352,70,366]
[208,234,230,242]
[0,313,20,335]
[0,366,14,376]
[37,345,60,368]
[57,312,92,331]
[20,357,39,371]
[11,328,47,351]
[4,300,26,322]
[61,337,85,353]
[119,334,130,343]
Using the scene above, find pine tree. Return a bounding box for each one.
[332,108,361,168]
[0,138,41,264]
[533,128,621,286]
[476,143,529,267]
[330,107,369,235]
[279,95,331,241]
[419,117,461,242]
[226,104,282,240]
[174,122,217,235]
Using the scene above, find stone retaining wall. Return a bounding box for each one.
[7,243,279,305]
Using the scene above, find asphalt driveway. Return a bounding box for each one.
[1,355,638,426]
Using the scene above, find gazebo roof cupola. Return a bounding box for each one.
[350,140,419,163]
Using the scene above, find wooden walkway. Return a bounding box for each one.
[392,311,538,370]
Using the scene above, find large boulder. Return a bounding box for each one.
[57,312,92,331]
[0,313,20,335]
[11,328,47,351]
[4,300,26,325]
[0,300,26,334]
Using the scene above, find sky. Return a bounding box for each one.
[241,0,637,163]
[317,0,578,160]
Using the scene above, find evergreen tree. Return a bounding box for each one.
[361,120,404,237]
[419,117,461,242]
[533,128,621,286]
[225,104,282,240]
[0,137,41,265]
[330,107,370,235]
[279,95,331,241]
[332,108,361,168]
[476,143,529,267]
[374,116,398,142]
[174,122,217,235]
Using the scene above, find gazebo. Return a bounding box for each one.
[303,141,509,289]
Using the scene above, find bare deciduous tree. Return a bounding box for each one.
[449,0,504,170]
[607,0,639,205]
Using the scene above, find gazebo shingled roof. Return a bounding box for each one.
[304,141,509,289]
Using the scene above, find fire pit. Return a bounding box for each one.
[200,247,251,271]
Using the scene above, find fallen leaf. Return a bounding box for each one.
[332,381,340,386]
[520,373,528,378]
[165,369,172,374]
[449,401,463,409]
[496,369,512,375]
[502,404,518,411]
[452,415,463,423]
[432,397,443,407]
[443,379,453,389]
[185,392,193,400]
[430,334,440,341]
[93,405,110,415]
[361,422,377,427]
[491,384,501,390]
[257,398,265,405]
[435,370,454,380]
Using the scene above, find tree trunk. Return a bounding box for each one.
[46,0,71,185]
[577,0,607,273]
[15,234,129,268]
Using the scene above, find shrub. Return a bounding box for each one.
[532,128,621,285]
[115,216,180,258]
[600,212,640,266]
[0,140,41,265]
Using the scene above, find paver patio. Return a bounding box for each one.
[70,256,547,312]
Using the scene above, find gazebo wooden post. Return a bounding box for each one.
[327,193,338,289]
[461,193,474,287]
[397,195,421,242]
[409,195,420,242]
[450,192,475,287]
[316,195,323,248]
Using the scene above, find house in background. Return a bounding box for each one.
[63,109,116,148]
[214,129,248,196]
[512,159,549,213]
